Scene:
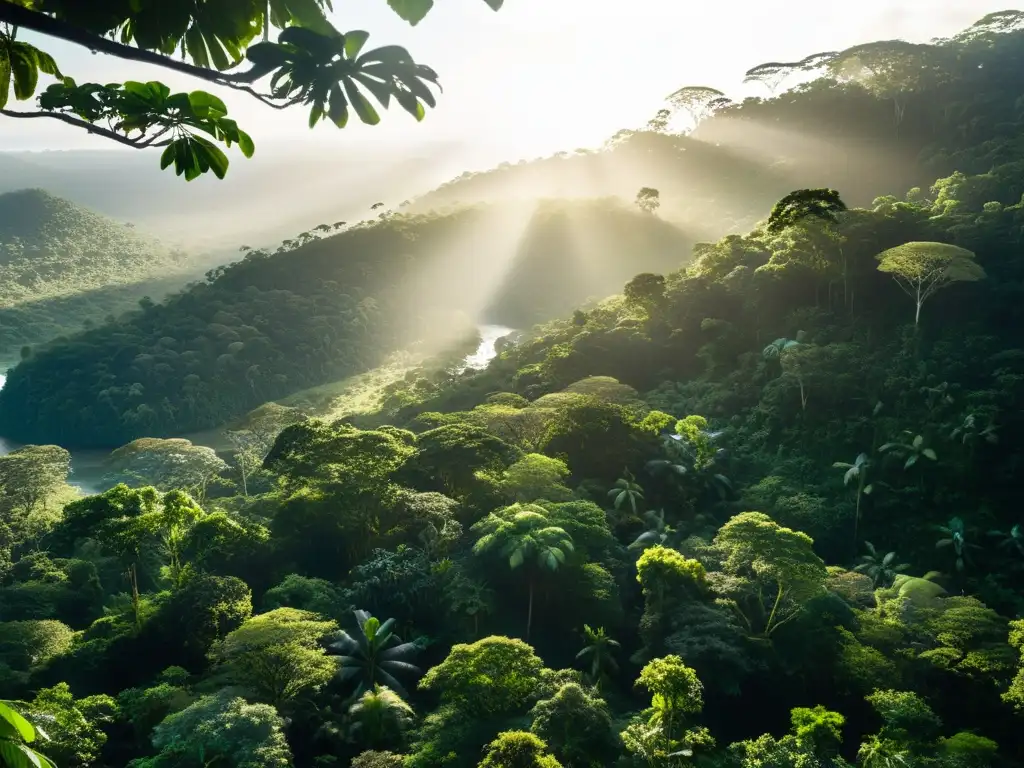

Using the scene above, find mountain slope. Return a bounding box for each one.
[0,189,202,354]
[0,199,694,447]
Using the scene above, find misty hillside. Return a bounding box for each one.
[0,199,692,447]
[0,142,485,249]
[408,23,1007,240]
[3,12,1022,447]
[0,189,203,354]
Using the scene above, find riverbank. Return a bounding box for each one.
[0,324,515,495]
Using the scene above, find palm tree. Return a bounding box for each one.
[936,517,980,573]
[833,452,872,545]
[628,508,675,553]
[951,413,998,447]
[762,336,800,359]
[347,685,415,750]
[988,524,1024,557]
[854,541,909,587]
[329,611,423,700]
[879,432,937,470]
[576,625,620,687]
[608,469,644,514]
[471,504,574,642]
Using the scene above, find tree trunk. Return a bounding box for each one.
[853,481,863,552]
[129,563,141,627]
[526,579,534,643]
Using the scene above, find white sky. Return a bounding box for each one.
[0,0,1014,163]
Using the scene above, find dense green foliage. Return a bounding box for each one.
[0,201,692,447]
[0,189,199,354]
[2,10,1024,768]
[0,0,504,179]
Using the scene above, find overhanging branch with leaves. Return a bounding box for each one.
[0,0,505,180]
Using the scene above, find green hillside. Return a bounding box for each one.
[2,13,1022,448]
[0,189,200,354]
[0,199,694,447]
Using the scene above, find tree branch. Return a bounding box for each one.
[0,108,172,149]
[0,2,256,86]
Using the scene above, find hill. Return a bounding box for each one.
[0,198,693,447]
[2,11,1022,447]
[0,142,484,250]
[0,189,205,355]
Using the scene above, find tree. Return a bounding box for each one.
[418,636,544,717]
[766,189,847,234]
[105,438,228,502]
[827,41,934,139]
[646,108,671,132]
[329,610,423,700]
[481,454,574,504]
[790,705,845,757]
[472,504,574,642]
[0,699,57,768]
[743,61,799,95]
[875,242,985,327]
[224,403,305,496]
[575,625,620,687]
[148,490,206,586]
[0,444,70,522]
[636,545,709,617]
[1006,619,1024,712]
[530,683,616,767]
[623,273,668,320]
[743,61,795,95]
[935,517,980,573]
[0,0,506,179]
[833,453,872,546]
[636,187,662,215]
[625,655,709,763]
[854,542,908,587]
[347,686,416,751]
[607,470,645,515]
[26,683,115,768]
[214,607,337,708]
[664,85,731,132]
[144,692,293,768]
[880,433,937,470]
[712,512,827,637]
[478,731,563,768]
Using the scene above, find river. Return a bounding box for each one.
[0,325,514,496]
[459,324,515,372]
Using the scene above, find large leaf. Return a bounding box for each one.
[0,741,53,768]
[0,702,36,743]
[9,44,38,100]
[388,0,434,25]
[343,78,380,124]
[0,51,11,109]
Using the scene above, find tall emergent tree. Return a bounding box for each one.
[0,0,505,180]
[875,242,986,326]
[472,504,574,642]
[635,187,661,215]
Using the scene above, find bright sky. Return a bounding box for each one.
[0,0,1013,164]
